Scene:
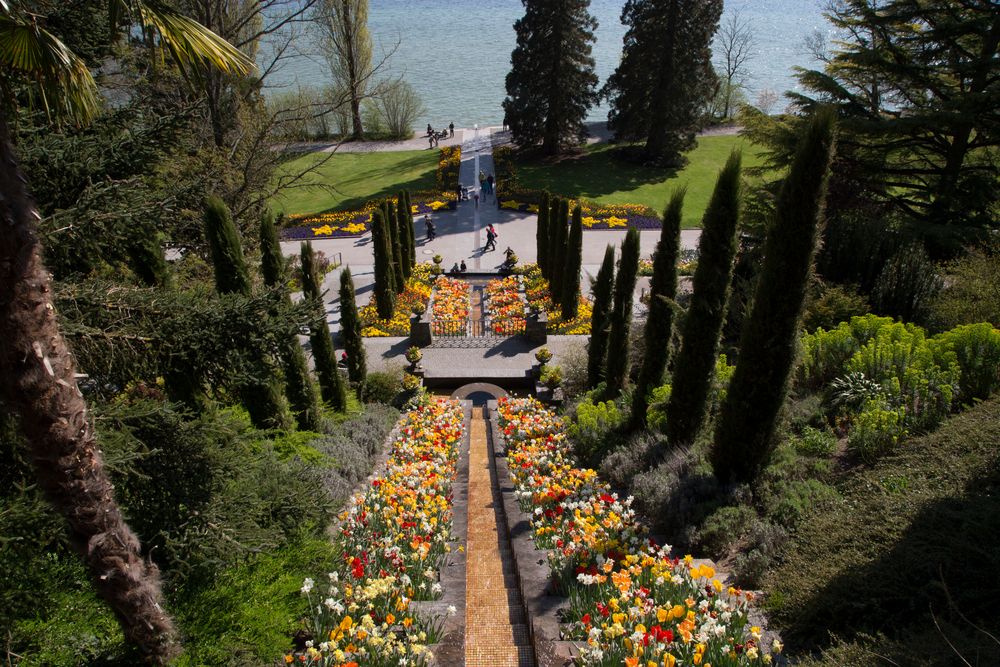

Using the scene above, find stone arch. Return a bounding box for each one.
[450,382,508,406]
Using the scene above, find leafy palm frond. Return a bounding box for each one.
[131,0,254,77]
[0,13,100,123]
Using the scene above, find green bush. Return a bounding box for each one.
[802,282,870,333]
[599,431,661,490]
[734,520,788,589]
[847,399,908,463]
[569,397,623,463]
[793,426,838,457]
[695,505,756,559]
[930,322,1000,403]
[872,242,942,325]
[928,243,1000,331]
[762,478,840,527]
[645,383,672,433]
[361,370,402,404]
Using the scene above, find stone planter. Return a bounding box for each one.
[525,311,547,345]
[409,314,432,347]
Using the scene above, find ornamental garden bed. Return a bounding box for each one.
[430,277,471,335]
[484,275,527,335]
[493,397,781,667]
[286,399,465,665]
[359,264,434,337]
[521,265,593,335]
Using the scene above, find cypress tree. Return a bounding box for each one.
[587,243,615,389]
[403,190,416,268]
[604,228,641,398]
[587,245,616,387]
[537,191,550,275]
[561,204,584,319]
[204,196,291,430]
[603,0,723,165]
[204,195,251,296]
[712,111,837,483]
[384,200,405,293]
[396,192,412,279]
[545,197,561,281]
[503,0,600,155]
[301,241,348,411]
[128,233,171,288]
[550,198,570,299]
[630,188,685,429]
[260,211,321,431]
[664,152,742,447]
[339,266,368,384]
[371,209,397,318]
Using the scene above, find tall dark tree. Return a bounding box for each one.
[713,112,836,483]
[301,242,348,411]
[550,198,570,299]
[371,209,396,318]
[604,228,641,398]
[630,188,685,429]
[587,245,616,387]
[604,0,722,165]
[544,196,562,281]
[339,266,368,384]
[260,211,321,432]
[537,190,550,275]
[128,233,171,288]
[403,190,415,268]
[561,204,584,319]
[780,0,1000,233]
[664,152,742,447]
[503,0,600,155]
[204,197,290,431]
[396,192,412,279]
[383,200,404,293]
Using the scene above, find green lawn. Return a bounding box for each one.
[271,149,439,216]
[513,135,765,228]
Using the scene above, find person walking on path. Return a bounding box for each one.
[428,135,434,149]
[449,122,454,138]
[485,224,498,252]
[486,173,495,195]
[478,169,486,193]
[474,190,480,208]
[425,215,436,241]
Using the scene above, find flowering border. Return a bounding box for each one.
[359,264,434,337]
[495,397,781,667]
[288,399,465,665]
[484,276,527,335]
[498,197,661,231]
[431,277,471,335]
[522,264,593,335]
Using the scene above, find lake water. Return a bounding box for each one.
[261,0,830,129]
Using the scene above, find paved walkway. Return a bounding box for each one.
[464,407,534,667]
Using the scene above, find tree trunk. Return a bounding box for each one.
[0,121,180,662]
[343,0,365,140]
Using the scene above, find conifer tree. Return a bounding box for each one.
[403,190,416,268]
[503,0,600,155]
[550,198,569,299]
[604,228,641,398]
[665,152,742,447]
[545,196,562,281]
[713,112,837,483]
[371,209,397,318]
[302,241,348,411]
[587,245,616,387]
[204,196,290,430]
[537,190,550,275]
[260,211,321,431]
[128,233,171,288]
[561,204,584,319]
[396,192,412,279]
[339,266,368,384]
[630,188,685,429]
[384,200,405,293]
[604,0,723,165]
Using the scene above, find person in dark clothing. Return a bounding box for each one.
[486,173,495,194]
[425,215,435,241]
[460,260,467,273]
[449,122,454,137]
[485,226,497,251]
[427,123,433,136]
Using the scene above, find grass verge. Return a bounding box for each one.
[271,150,439,217]
[512,135,765,227]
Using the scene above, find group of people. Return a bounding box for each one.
[448,260,468,275]
[426,122,455,148]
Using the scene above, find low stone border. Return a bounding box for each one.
[485,400,581,667]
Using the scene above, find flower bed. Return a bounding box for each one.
[523,264,592,335]
[484,276,526,335]
[359,265,434,337]
[281,193,457,241]
[288,399,464,665]
[431,277,471,334]
[496,397,780,667]
[497,195,661,231]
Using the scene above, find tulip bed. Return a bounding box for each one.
[522,265,593,335]
[430,277,471,334]
[288,399,465,666]
[280,194,457,241]
[497,198,661,231]
[359,265,434,337]
[496,397,781,667]
[484,276,527,335]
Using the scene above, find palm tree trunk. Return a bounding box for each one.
[0,118,180,664]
